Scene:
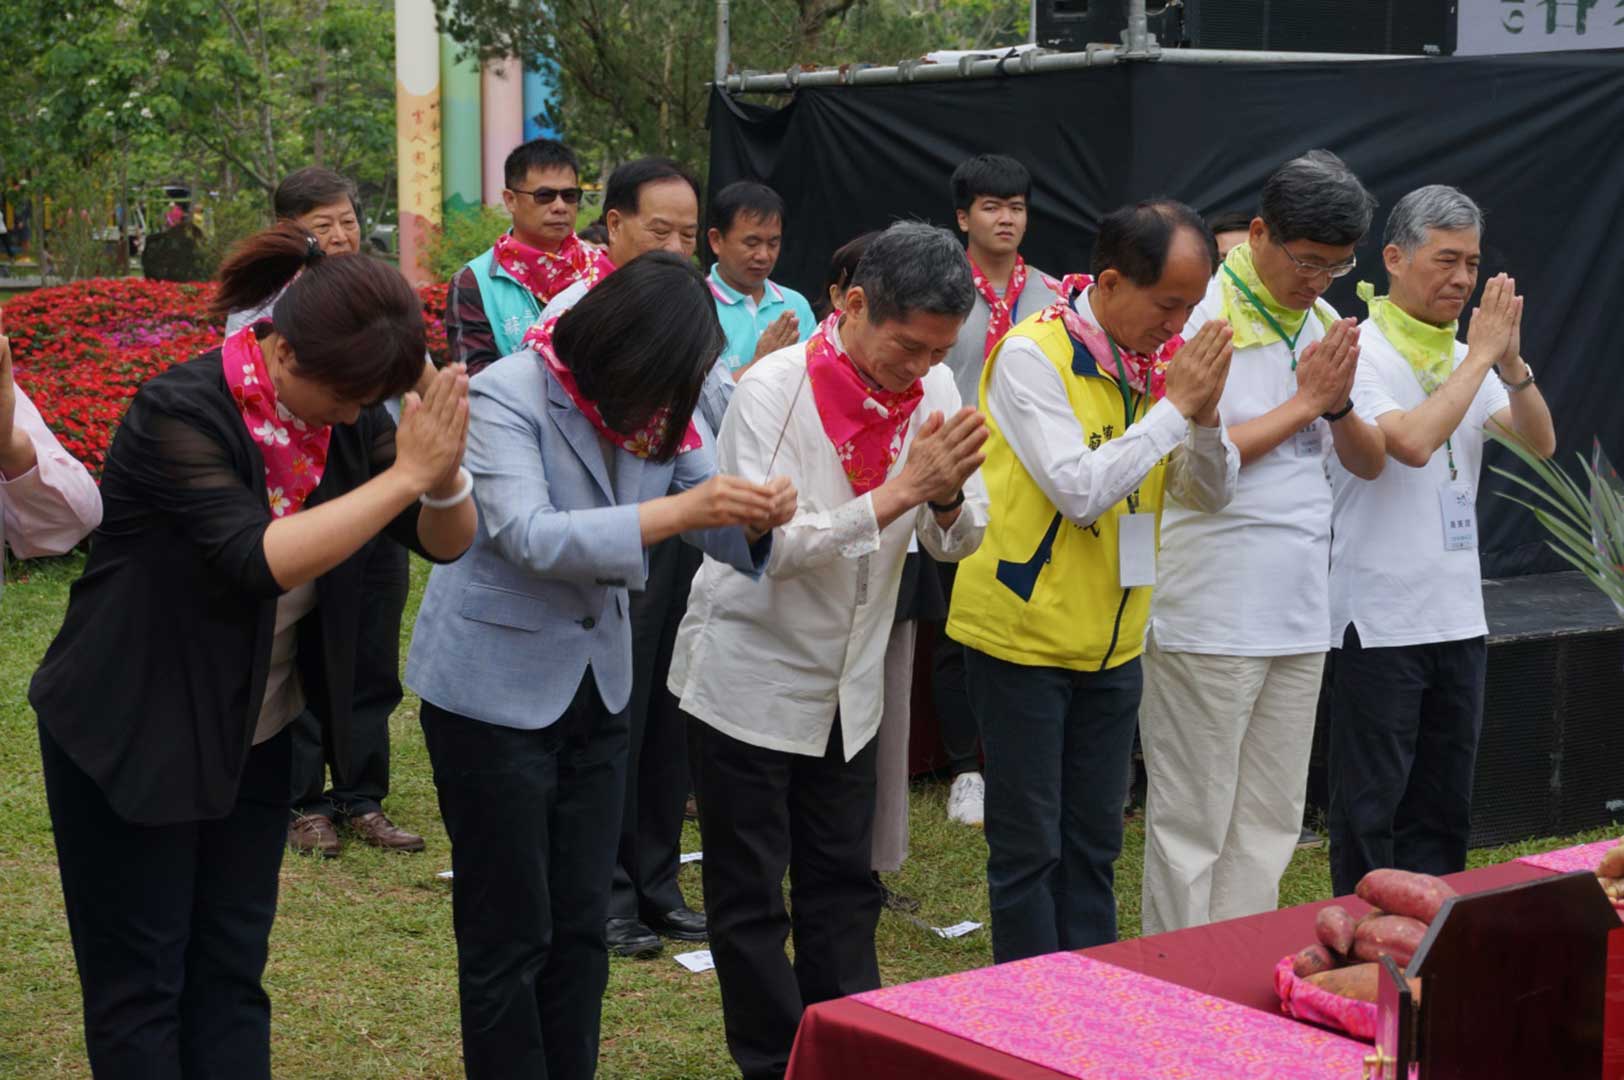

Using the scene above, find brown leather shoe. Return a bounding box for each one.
[289,813,341,858]
[345,811,425,853]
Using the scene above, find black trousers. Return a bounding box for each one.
[694,717,882,1080]
[291,536,410,819]
[964,649,1142,962]
[420,673,630,1080]
[40,721,292,1080]
[1327,624,1487,896]
[609,537,698,921]
[931,561,981,776]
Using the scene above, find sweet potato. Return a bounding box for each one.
[1355,869,1456,924]
[1305,962,1380,1003]
[1352,914,1428,968]
[1315,905,1358,957]
[1293,943,1337,978]
[1305,962,1424,1005]
[1597,843,1624,881]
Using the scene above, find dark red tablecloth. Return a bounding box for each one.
[786,860,1552,1080]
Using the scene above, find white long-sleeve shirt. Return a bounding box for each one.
[984,286,1238,528]
[669,330,989,760]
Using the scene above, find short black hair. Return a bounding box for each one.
[579,220,609,246]
[950,154,1032,212]
[1207,210,1253,237]
[710,180,785,235]
[819,230,879,318]
[274,167,359,221]
[603,157,701,219]
[1260,149,1377,247]
[1092,199,1220,286]
[504,138,580,190]
[551,251,723,463]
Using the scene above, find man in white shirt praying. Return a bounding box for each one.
[1327,184,1554,895]
[669,222,989,1080]
[1139,150,1388,934]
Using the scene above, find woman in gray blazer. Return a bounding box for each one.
[405,252,795,1080]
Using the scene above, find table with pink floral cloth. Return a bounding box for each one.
[1516,838,1621,875]
[851,952,1367,1080]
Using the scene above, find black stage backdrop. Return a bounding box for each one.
[708,50,1624,576]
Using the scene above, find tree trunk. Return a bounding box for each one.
[311,0,329,165]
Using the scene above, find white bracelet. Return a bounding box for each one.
[419,467,474,510]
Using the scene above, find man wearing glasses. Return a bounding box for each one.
[1139,150,1389,933]
[446,137,603,374]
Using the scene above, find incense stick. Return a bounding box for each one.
[763,367,808,478]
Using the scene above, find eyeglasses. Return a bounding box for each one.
[508,185,583,207]
[1274,239,1357,280]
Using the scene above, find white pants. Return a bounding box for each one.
[870,620,916,874]
[1139,638,1324,935]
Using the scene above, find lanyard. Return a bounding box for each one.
[1222,264,1305,366]
[1445,438,1458,482]
[1105,339,1142,431]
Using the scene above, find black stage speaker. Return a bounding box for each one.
[1034,0,1456,56]
[1307,573,1624,848]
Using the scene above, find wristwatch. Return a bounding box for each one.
[1498,362,1536,393]
[928,490,966,514]
[1322,400,1355,422]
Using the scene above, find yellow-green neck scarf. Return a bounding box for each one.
[1218,242,1332,352]
[1356,281,1458,395]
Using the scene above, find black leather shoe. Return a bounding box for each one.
[644,906,708,941]
[606,918,663,958]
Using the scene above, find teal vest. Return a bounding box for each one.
[467,247,543,358]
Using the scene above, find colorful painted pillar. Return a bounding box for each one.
[481,60,525,206]
[440,13,482,219]
[522,61,559,141]
[394,0,441,285]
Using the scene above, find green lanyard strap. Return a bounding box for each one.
[1104,339,1141,431]
[1222,264,1305,365]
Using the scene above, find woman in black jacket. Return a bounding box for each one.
[30,222,476,1080]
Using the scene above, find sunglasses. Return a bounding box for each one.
[508,185,583,207]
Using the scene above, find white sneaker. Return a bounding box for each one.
[947,771,985,827]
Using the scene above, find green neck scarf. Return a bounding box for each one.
[1356,281,1458,395]
[1219,241,1331,352]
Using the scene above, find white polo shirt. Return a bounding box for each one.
[1327,319,1510,649]
[1151,274,1339,656]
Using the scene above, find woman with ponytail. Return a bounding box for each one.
[29,221,477,1079]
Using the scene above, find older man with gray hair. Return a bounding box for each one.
[669,221,989,1080]
[1140,150,1388,934]
[1326,184,1554,895]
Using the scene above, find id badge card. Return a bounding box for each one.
[1438,482,1478,552]
[1118,512,1157,587]
[1293,419,1325,459]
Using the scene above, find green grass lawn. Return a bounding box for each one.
[0,552,1613,1078]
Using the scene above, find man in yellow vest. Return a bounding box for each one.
[946,199,1240,962]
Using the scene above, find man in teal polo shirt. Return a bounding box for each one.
[705,181,818,378]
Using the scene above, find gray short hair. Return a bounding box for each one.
[1260,149,1377,247]
[1383,185,1484,252]
[852,221,975,326]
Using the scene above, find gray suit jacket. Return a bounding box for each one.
[405,352,768,730]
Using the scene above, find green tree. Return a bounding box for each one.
[432,0,1028,179]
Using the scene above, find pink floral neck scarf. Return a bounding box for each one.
[1035,274,1179,401]
[804,313,924,496]
[970,254,1028,360]
[223,323,332,518]
[494,230,616,303]
[522,317,701,459]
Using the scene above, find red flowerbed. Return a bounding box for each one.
[6,278,452,477]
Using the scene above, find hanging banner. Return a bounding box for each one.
[394,0,441,286]
[1456,0,1624,54]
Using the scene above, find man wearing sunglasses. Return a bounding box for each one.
[447,137,607,375]
[1139,150,1389,935]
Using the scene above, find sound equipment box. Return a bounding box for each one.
[1034,0,1457,57]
